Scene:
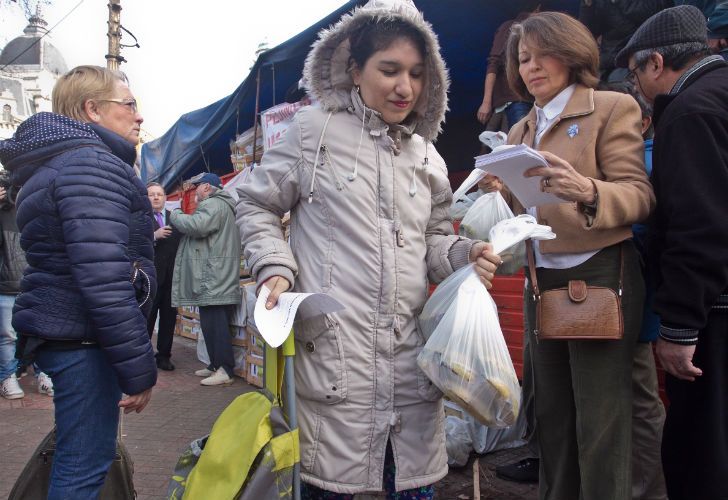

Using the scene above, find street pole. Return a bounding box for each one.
[105,0,124,70]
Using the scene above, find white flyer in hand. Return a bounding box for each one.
[254,286,345,348]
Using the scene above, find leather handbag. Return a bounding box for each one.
[526,240,624,340]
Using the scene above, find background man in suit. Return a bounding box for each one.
[147,183,182,371]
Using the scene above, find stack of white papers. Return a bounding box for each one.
[474,145,563,207]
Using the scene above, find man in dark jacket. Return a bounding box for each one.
[147,182,182,371]
[616,6,728,499]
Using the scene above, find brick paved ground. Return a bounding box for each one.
[0,335,537,499]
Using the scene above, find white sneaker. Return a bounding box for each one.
[200,368,233,386]
[1,374,25,400]
[37,372,54,396]
[194,368,214,377]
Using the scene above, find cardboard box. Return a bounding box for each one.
[175,316,200,341]
[178,305,200,319]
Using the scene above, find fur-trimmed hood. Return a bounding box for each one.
[302,0,449,142]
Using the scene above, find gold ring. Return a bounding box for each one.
[544,177,551,188]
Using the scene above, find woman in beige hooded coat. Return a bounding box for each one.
[236,1,501,496]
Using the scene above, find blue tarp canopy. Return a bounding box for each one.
[141,0,579,192]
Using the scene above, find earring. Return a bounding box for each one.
[355,85,361,95]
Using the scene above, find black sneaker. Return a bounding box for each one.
[495,457,539,484]
[156,357,175,371]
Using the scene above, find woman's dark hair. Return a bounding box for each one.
[348,18,427,71]
[505,11,600,101]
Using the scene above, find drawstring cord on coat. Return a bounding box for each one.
[408,142,429,197]
[309,107,429,202]
[308,111,334,203]
[349,109,367,182]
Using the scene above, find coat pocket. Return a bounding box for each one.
[293,314,348,404]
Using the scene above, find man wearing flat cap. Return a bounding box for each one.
[616,5,728,500]
[170,173,241,386]
[707,2,728,59]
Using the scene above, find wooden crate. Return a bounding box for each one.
[246,353,264,388]
[231,326,248,347]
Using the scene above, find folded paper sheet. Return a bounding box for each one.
[254,287,345,347]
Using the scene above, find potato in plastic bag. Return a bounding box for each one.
[417,265,521,427]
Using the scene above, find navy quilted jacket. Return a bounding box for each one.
[0,112,157,395]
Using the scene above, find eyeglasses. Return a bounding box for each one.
[99,98,138,113]
[626,65,640,85]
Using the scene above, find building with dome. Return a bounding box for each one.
[0,11,67,139]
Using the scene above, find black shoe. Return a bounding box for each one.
[156,357,175,371]
[495,457,539,484]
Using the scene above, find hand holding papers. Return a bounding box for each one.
[254,286,345,348]
[475,145,563,207]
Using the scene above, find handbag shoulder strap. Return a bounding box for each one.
[525,239,624,301]
[526,239,541,301]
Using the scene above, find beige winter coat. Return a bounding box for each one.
[235,1,475,494]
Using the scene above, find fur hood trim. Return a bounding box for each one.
[302,0,449,142]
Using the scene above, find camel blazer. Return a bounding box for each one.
[506,85,654,253]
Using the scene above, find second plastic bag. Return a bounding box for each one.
[417,265,521,428]
[459,192,525,275]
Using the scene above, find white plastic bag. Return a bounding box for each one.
[459,192,514,241]
[417,215,555,427]
[418,263,472,341]
[445,415,473,467]
[459,192,526,275]
[450,193,476,220]
[197,332,210,366]
[419,215,555,342]
[451,169,488,209]
[418,265,521,427]
[488,214,556,254]
[466,404,526,454]
[478,130,508,150]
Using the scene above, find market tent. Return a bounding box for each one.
[141,0,579,192]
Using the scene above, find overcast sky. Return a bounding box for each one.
[1,0,349,137]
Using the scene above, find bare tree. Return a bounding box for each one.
[1,0,52,20]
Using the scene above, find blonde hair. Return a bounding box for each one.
[505,12,600,102]
[52,65,128,122]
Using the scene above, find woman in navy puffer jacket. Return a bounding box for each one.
[0,65,156,499]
